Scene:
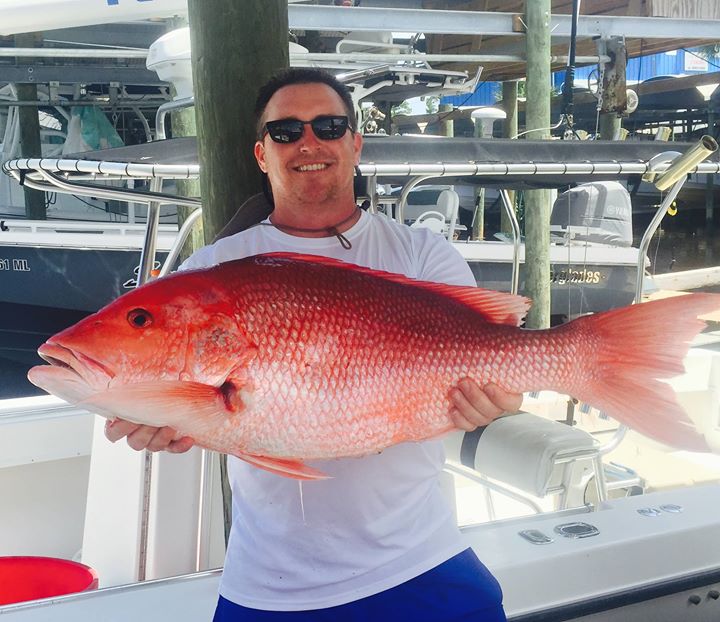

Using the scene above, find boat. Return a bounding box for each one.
[0,483,718,621]
[2,4,720,620]
[357,135,694,320]
[0,219,177,398]
[0,123,720,620]
[0,236,174,394]
[7,133,713,323]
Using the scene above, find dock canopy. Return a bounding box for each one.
[3,135,719,192]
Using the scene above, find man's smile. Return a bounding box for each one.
[294,162,330,172]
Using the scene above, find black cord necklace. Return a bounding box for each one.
[262,207,359,250]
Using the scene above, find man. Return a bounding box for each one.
[108,68,522,620]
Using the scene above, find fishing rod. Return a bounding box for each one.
[560,0,582,136]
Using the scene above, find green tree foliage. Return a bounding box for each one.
[425,95,440,114]
[391,100,412,116]
[694,44,720,59]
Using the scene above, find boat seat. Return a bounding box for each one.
[445,412,606,512]
[410,210,446,234]
[408,189,460,240]
[335,31,405,55]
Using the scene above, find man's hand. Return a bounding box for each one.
[449,379,522,431]
[104,419,195,453]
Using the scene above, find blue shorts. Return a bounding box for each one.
[213,548,506,621]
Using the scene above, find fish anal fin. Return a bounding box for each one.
[253,252,530,326]
[235,452,330,480]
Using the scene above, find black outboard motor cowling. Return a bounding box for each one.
[550,181,633,247]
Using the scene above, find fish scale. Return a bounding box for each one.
[28,252,720,480]
[236,276,578,457]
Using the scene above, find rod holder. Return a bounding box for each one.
[654,135,718,192]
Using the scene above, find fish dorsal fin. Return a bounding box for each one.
[253,252,531,327]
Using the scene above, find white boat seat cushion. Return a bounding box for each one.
[460,412,599,497]
[410,210,447,234]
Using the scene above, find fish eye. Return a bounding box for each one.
[127,308,153,328]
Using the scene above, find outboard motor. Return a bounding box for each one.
[550,181,633,247]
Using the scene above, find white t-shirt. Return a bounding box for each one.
[182,210,476,611]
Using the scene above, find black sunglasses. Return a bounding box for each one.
[263,115,352,144]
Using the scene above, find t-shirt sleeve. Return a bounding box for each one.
[176,233,252,272]
[413,230,476,287]
[177,246,212,272]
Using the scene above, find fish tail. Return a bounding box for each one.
[568,293,720,451]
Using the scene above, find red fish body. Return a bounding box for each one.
[28,253,719,479]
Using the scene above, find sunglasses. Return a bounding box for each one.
[263,115,352,143]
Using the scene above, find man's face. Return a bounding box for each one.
[254,83,363,209]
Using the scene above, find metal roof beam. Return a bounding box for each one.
[288,5,516,36]
[288,5,720,40]
[0,65,166,86]
[567,14,720,40]
[45,23,168,49]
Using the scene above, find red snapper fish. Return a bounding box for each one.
[28,253,718,480]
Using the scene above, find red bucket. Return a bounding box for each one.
[0,557,99,606]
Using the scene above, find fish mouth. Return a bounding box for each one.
[32,341,114,393]
[38,342,81,373]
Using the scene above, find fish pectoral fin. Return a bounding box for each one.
[234,452,330,481]
[80,381,224,428]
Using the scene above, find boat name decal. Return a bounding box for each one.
[0,258,31,272]
[550,268,603,285]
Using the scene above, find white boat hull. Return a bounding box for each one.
[0,487,718,620]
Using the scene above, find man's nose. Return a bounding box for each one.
[298,127,322,151]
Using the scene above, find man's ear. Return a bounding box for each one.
[254,141,267,173]
[353,130,363,166]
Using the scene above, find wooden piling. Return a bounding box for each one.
[598,37,627,141]
[524,0,552,328]
[166,17,203,261]
[501,81,518,236]
[438,103,454,137]
[472,114,485,240]
[14,34,46,220]
[187,0,289,244]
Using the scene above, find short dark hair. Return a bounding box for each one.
[254,68,356,139]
